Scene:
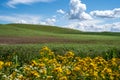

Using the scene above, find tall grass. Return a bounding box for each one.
[0,44,120,64]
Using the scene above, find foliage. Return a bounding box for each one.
[0,46,120,80]
[0,44,120,63]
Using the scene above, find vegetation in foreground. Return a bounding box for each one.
[0,46,120,80]
[0,44,120,64]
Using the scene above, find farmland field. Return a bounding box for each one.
[0,24,120,79]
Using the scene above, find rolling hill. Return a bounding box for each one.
[0,24,81,37]
[0,23,120,44]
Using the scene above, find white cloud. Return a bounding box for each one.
[65,20,120,32]
[57,9,65,14]
[69,0,92,20]
[0,14,56,25]
[90,8,120,18]
[7,0,54,8]
[102,22,120,32]
[65,20,102,32]
[44,18,56,25]
[0,14,41,24]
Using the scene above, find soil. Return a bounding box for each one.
[0,36,78,44]
[0,36,112,44]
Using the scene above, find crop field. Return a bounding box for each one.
[0,24,120,79]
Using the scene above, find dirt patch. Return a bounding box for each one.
[0,36,113,45]
[0,36,76,44]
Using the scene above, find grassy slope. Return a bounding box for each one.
[0,24,119,37]
[0,24,120,45]
[0,24,81,36]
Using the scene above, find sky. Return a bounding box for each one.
[0,0,120,32]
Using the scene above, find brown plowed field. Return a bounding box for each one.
[0,36,99,44]
[0,36,75,44]
[0,36,114,45]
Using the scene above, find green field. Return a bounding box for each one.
[0,24,120,62]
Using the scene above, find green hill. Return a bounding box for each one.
[0,23,120,45]
[0,24,81,37]
[0,23,120,37]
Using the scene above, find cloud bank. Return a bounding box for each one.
[62,0,120,32]
[66,20,120,32]
[0,14,56,25]
[90,8,120,18]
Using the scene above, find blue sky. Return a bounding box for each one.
[0,0,120,32]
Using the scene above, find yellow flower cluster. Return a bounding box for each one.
[0,46,120,80]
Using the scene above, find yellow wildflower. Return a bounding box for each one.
[40,69,47,74]
[93,71,98,77]
[41,46,50,51]
[104,68,112,73]
[65,51,74,58]
[17,75,24,80]
[89,62,97,70]
[73,66,80,71]
[66,69,71,75]
[59,76,67,80]
[24,66,31,71]
[47,76,53,80]
[101,73,105,79]
[31,70,40,78]
[110,75,114,80]
[53,67,63,73]
[11,71,17,78]
[31,60,37,66]
[38,63,45,68]
[0,61,4,66]
[4,62,12,67]
[0,61,4,70]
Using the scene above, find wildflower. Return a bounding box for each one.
[0,61,4,70]
[89,62,97,70]
[40,69,47,74]
[31,60,37,66]
[73,66,80,71]
[104,68,112,73]
[110,75,114,80]
[4,62,12,67]
[53,67,63,73]
[47,76,53,79]
[41,46,50,51]
[24,66,31,71]
[11,71,17,78]
[17,75,24,79]
[119,65,120,70]
[66,69,71,75]
[93,71,98,77]
[38,63,45,68]
[101,73,105,79]
[48,51,54,56]
[0,61,4,66]
[31,70,40,78]
[111,58,117,66]
[59,76,67,80]
[41,58,49,62]
[65,51,74,58]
